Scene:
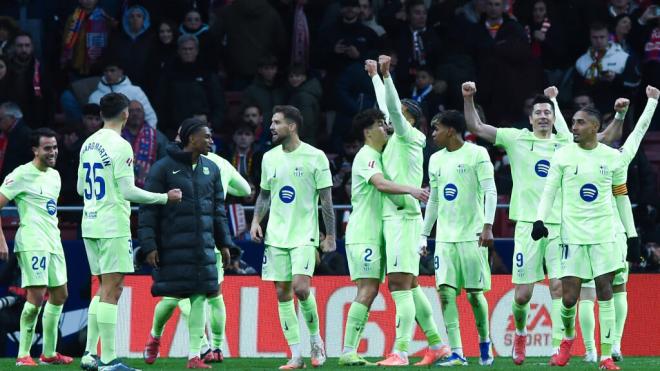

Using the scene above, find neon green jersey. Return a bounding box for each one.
[428,142,494,242]
[78,129,135,238]
[346,145,384,245]
[204,152,250,200]
[0,163,62,254]
[260,142,332,248]
[381,130,426,219]
[495,128,571,224]
[542,143,627,244]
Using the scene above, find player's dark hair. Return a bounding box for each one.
[30,127,57,148]
[100,92,129,121]
[432,110,466,134]
[401,98,423,124]
[352,108,386,140]
[578,106,602,126]
[179,118,208,146]
[273,105,303,130]
[531,94,555,113]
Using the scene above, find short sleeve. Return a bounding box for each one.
[314,153,333,190]
[113,141,135,179]
[259,154,270,190]
[475,147,495,181]
[0,168,23,200]
[358,153,383,184]
[494,127,519,149]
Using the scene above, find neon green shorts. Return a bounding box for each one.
[17,251,67,288]
[384,217,421,276]
[84,237,135,275]
[434,241,491,291]
[346,243,386,282]
[512,222,561,284]
[582,233,628,287]
[560,241,625,281]
[261,245,316,281]
[215,251,224,284]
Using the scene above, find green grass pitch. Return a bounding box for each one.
[3,357,660,370]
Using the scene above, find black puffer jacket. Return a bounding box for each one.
[138,144,233,297]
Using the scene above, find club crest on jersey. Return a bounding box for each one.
[46,199,57,216]
[456,164,467,174]
[580,183,598,202]
[443,183,458,201]
[279,185,296,203]
[599,165,608,175]
[294,167,304,177]
[203,166,210,175]
[535,159,550,177]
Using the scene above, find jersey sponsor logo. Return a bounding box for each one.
[279,186,296,203]
[535,160,550,177]
[580,184,598,202]
[443,183,458,201]
[46,199,57,216]
[294,167,304,177]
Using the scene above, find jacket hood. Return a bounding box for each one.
[97,75,132,91]
[122,5,151,40]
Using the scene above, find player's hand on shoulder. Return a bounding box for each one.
[418,236,428,256]
[250,223,263,243]
[146,250,159,268]
[411,187,430,203]
[166,188,182,204]
[0,240,8,260]
[614,98,630,112]
[462,81,476,98]
[646,85,660,100]
[479,225,494,248]
[321,235,336,253]
[543,86,558,99]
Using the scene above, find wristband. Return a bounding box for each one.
[615,110,627,121]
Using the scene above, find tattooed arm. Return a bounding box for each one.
[319,187,336,252]
[249,188,271,243]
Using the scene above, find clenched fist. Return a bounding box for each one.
[462,81,477,98]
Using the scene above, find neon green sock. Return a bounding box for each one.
[97,302,118,364]
[85,296,100,355]
[299,294,320,336]
[278,300,300,345]
[561,302,576,339]
[151,297,179,337]
[42,302,63,357]
[412,286,441,346]
[551,298,564,347]
[439,286,461,349]
[512,301,529,333]
[343,302,368,351]
[178,298,210,351]
[599,299,615,358]
[613,292,627,347]
[187,295,206,359]
[208,295,226,349]
[579,300,595,351]
[391,290,415,353]
[467,291,490,341]
[18,301,40,358]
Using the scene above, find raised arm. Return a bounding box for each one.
[619,86,659,164]
[462,82,497,143]
[544,86,570,136]
[380,55,411,138]
[366,59,390,122]
[319,187,336,252]
[597,98,629,145]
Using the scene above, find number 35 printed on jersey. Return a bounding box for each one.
[83,162,106,200]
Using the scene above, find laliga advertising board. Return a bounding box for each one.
[94,275,660,358]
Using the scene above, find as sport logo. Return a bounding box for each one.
[279,186,295,203]
[580,183,598,202]
[535,160,550,177]
[443,183,458,201]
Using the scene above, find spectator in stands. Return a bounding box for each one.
[359,0,386,38]
[122,100,169,189]
[523,0,568,87]
[334,61,377,150]
[58,103,101,205]
[60,0,116,78]
[331,135,360,204]
[0,55,10,104]
[575,21,640,113]
[239,103,270,151]
[145,19,178,97]
[410,66,445,120]
[631,6,660,129]
[0,16,19,56]
[286,63,322,146]
[626,146,659,232]
[178,8,217,69]
[392,0,443,92]
[0,102,32,181]
[224,123,263,191]
[7,32,53,128]
[611,14,634,54]
[88,59,157,127]
[607,0,640,19]
[107,5,154,88]
[573,92,596,110]
[242,55,286,132]
[467,0,541,123]
[156,34,226,139]
[213,0,287,89]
